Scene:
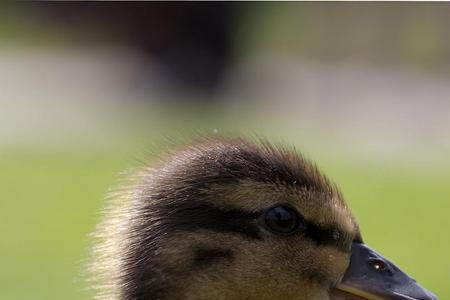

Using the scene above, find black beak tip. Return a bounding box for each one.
[409,285,439,300]
[339,243,439,300]
[394,291,439,300]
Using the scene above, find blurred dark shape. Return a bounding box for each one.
[38,3,237,97]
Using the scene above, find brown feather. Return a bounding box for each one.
[89,137,360,300]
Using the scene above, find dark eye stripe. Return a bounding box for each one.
[157,202,352,252]
[161,202,262,240]
[303,221,352,253]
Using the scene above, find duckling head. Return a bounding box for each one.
[91,138,438,300]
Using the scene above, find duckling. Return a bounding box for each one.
[90,137,438,300]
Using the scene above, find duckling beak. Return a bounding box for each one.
[330,243,438,300]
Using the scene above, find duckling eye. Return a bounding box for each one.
[264,205,301,234]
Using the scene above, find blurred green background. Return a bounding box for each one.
[1,3,449,299]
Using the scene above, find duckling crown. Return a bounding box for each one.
[91,138,359,300]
